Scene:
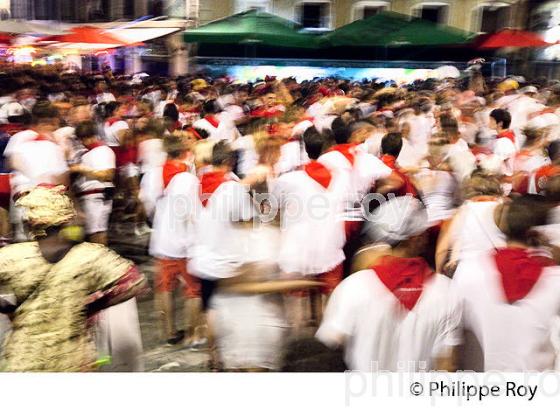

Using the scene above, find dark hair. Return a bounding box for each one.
[163,103,179,122]
[31,101,59,124]
[331,116,350,145]
[440,114,459,136]
[75,120,97,140]
[547,140,560,163]
[504,195,550,242]
[211,140,234,167]
[490,108,511,129]
[163,134,185,159]
[194,127,209,140]
[381,132,403,158]
[203,99,219,116]
[104,101,119,118]
[303,127,325,160]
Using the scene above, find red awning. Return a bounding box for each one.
[474,29,554,49]
[41,26,128,45]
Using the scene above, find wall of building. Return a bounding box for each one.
[197,0,523,31]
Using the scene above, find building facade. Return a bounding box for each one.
[10,0,527,32]
[199,0,530,32]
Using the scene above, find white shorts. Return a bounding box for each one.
[81,194,113,235]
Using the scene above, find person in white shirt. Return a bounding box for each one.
[188,141,255,366]
[317,196,462,371]
[150,134,203,346]
[454,195,560,371]
[273,128,348,327]
[193,100,240,141]
[435,172,506,276]
[490,109,517,191]
[4,102,69,240]
[71,121,115,245]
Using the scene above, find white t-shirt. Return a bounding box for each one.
[138,138,167,174]
[189,178,255,279]
[149,171,201,259]
[232,134,257,178]
[317,270,462,371]
[76,145,116,192]
[273,169,348,275]
[319,149,392,221]
[275,140,309,175]
[9,137,68,193]
[494,136,517,176]
[103,120,129,147]
[454,253,560,371]
[448,200,506,263]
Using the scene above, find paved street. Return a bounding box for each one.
[108,224,344,372]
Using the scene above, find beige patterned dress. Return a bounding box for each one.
[0,241,141,372]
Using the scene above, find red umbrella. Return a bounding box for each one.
[41,26,128,46]
[474,29,553,49]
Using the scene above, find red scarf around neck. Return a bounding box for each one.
[106,117,121,127]
[304,161,332,189]
[497,130,516,144]
[84,140,104,151]
[199,170,229,206]
[205,115,220,129]
[34,134,51,142]
[494,247,555,304]
[381,154,418,197]
[373,255,434,311]
[328,143,356,166]
[162,160,188,189]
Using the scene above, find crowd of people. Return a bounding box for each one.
[1,63,560,372]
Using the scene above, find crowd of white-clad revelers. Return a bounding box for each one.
[2,71,560,372]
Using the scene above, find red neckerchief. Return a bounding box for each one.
[83,140,104,151]
[162,160,188,189]
[497,130,516,144]
[205,115,220,129]
[304,160,332,189]
[106,117,121,127]
[528,107,556,120]
[493,247,555,304]
[471,146,493,157]
[469,195,498,202]
[199,170,229,206]
[328,143,357,166]
[373,255,434,311]
[188,127,203,140]
[34,134,51,142]
[381,154,418,197]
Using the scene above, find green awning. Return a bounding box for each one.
[322,11,475,47]
[183,9,319,49]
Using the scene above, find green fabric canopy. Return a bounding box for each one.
[321,11,475,47]
[183,9,319,49]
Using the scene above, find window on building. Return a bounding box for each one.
[149,0,165,17]
[124,0,135,18]
[362,6,385,19]
[235,0,271,12]
[299,2,330,29]
[417,4,448,24]
[479,5,511,33]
